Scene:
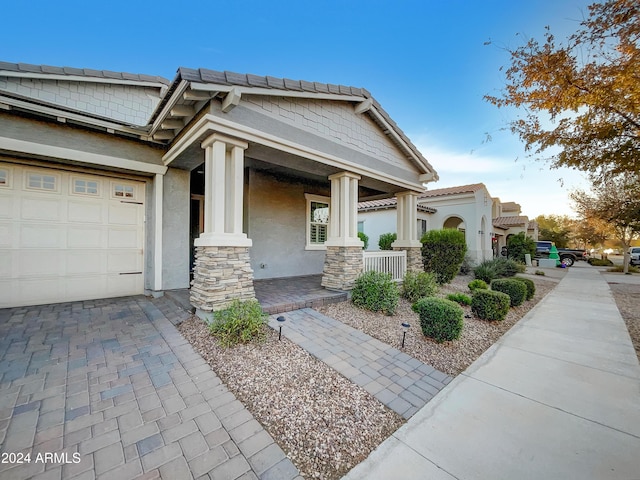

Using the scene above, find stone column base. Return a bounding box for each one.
[321,246,363,290]
[190,245,256,315]
[394,246,423,272]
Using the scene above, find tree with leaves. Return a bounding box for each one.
[535,214,575,248]
[486,0,639,179]
[570,174,640,272]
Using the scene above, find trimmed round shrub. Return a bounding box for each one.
[491,278,527,307]
[412,297,464,343]
[402,271,438,303]
[378,232,397,251]
[471,290,510,321]
[468,279,488,292]
[351,271,399,315]
[588,257,614,266]
[421,229,467,284]
[357,231,369,250]
[512,277,535,300]
[446,292,472,306]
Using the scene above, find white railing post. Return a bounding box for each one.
[363,250,407,282]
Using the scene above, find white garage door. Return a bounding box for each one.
[0,162,145,308]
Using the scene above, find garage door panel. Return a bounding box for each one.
[107,273,142,297]
[108,228,140,249]
[109,203,139,225]
[20,250,62,276]
[68,226,103,248]
[66,251,105,275]
[0,224,10,248]
[107,251,142,273]
[64,276,107,299]
[20,224,64,248]
[18,278,63,304]
[68,200,103,223]
[21,197,61,221]
[0,195,12,218]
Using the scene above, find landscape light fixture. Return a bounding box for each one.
[277,316,286,340]
[401,322,410,348]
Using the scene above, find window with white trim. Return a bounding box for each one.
[27,172,57,191]
[73,178,99,196]
[418,219,428,237]
[113,183,135,199]
[305,194,330,250]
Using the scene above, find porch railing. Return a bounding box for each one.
[363,250,407,282]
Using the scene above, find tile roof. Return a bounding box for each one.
[500,201,521,212]
[0,61,170,85]
[493,216,529,227]
[358,197,436,213]
[417,183,486,199]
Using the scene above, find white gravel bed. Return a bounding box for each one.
[317,273,558,376]
[179,319,404,480]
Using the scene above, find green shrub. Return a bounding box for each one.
[506,232,536,263]
[357,231,369,250]
[468,279,488,292]
[491,278,527,307]
[208,299,267,347]
[473,262,498,283]
[402,271,438,303]
[491,257,525,277]
[471,290,510,321]
[412,297,464,343]
[378,232,397,251]
[588,258,614,266]
[351,271,399,315]
[512,277,536,300]
[446,293,472,306]
[607,265,640,273]
[421,229,467,284]
[535,270,546,276]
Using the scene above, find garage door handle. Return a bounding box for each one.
[119,272,142,275]
[120,201,143,205]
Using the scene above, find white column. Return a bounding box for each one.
[392,191,422,248]
[325,172,363,247]
[195,133,251,247]
[153,173,163,292]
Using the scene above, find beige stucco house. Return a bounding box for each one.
[0,61,438,313]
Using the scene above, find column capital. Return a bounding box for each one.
[201,133,248,150]
[328,171,361,181]
[395,190,422,198]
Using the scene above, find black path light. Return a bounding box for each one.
[277,316,286,340]
[401,322,410,348]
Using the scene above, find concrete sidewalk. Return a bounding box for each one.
[344,263,640,480]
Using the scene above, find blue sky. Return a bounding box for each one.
[3,0,594,218]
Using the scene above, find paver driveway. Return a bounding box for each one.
[0,296,299,480]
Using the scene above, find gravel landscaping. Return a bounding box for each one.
[178,269,563,479]
[608,279,640,361]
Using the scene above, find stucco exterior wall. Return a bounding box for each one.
[247,169,328,279]
[0,78,163,126]
[162,168,190,289]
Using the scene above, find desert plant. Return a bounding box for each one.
[357,231,369,250]
[351,270,399,315]
[446,292,472,306]
[208,299,267,347]
[468,279,488,292]
[534,270,545,276]
[491,257,525,277]
[506,232,537,263]
[412,297,464,343]
[471,289,510,321]
[491,278,527,307]
[473,262,498,283]
[512,277,536,300]
[402,271,438,303]
[421,229,467,284]
[378,232,397,250]
[607,265,640,273]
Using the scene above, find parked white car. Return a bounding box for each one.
[629,247,640,266]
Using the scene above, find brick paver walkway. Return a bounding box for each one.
[268,309,453,419]
[0,297,300,480]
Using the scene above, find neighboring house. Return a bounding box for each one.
[492,200,539,254]
[358,183,494,263]
[0,61,438,313]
